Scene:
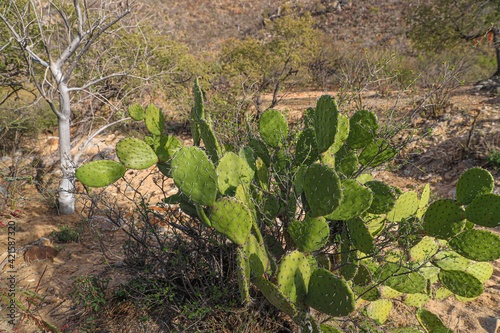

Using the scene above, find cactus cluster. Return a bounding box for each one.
[75,78,499,333]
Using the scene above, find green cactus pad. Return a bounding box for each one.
[295,128,319,165]
[259,109,288,148]
[365,214,386,236]
[190,78,205,146]
[303,164,342,217]
[380,286,403,299]
[249,138,271,166]
[151,135,182,164]
[465,193,500,227]
[434,287,453,300]
[306,268,356,316]
[216,152,254,195]
[245,234,269,276]
[319,145,336,169]
[432,251,471,271]
[354,283,381,301]
[116,138,158,170]
[410,236,439,262]
[466,262,493,283]
[352,264,372,287]
[239,146,256,173]
[277,250,311,304]
[359,138,397,167]
[253,276,298,318]
[171,146,217,206]
[255,157,269,190]
[346,110,378,149]
[199,119,222,164]
[456,167,494,205]
[366,299,392,324]
[405,293,431,308]
[288,216,329,253]
[340,243,358,280]
[448,229,500,261]
[376,263,426,294]
[128,103,144,121]
[415,308,448,333]
[347,217,374,254]
[326,180,373,220]
[438,270,483,298]
[144,104,165,136]
[389,328,425,333]
[303,107,315,128]
[416,184,431,219]
[210,197,253,245]
[314,95,339,153]
[387,191,419,222]
[236,247,251,305]
[418,265,440,281]
[423,199,466,239]
[365,180,397,214]
[293,165,307,196]
[332,114,350,154]
[335,145,359,177]
[76,160,126,187]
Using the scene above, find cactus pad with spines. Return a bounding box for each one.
[199,119,222,163]
[303,164,342,217]
[288,216,329,253]
[376,263,426,294]
[432,251,471,271]
[387,191,419,222]
[259,109,288,148]
[144,104,164,136]
[116,138,158,170]
[448,229,500,261]
[456,167,494,205]
[217,152,254,195]
[76,160,126,187]
[346,110,378,149]
[465,262,493,283]
[210,197,253,245]
[365,180,396,214]
[151,135,182,164]
[465,193,500,227]
[410,236,439,262]
[335,145,359,177]
[253,276,298,318]
[295,128,319,166]
[314,95,339,153]
[245,234,269,276]
[415,308,448,333]
[416,184,431,219]
[128,103,144,121]
[277,250,311,304]
[438,270,483,298]
[306,268,355,316]
[359,138,397,167]
[405,293,431,308]
[171,146,217,206]
[423,199,466,239]
[236,247,251,305]
[366,299,392,324]
[340,242,358,280]
[326,180,373,220]
[347,217,374,254]
[191,78,205,146]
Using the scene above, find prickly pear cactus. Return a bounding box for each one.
[171,146,217,206]
[74,86,500,332]
[76,160,126,187]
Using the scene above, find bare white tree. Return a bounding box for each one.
[0,0,136,214]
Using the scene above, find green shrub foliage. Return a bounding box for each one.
[76,79,499,333]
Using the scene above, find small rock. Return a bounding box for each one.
[24,245,59,263]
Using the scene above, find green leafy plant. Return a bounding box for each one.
[75,79,500,332]
[51,225,81,243]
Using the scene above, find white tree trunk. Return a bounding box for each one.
[55,67,75,215]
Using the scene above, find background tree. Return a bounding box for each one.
[408,0,500,79]
[0,1,196,214]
